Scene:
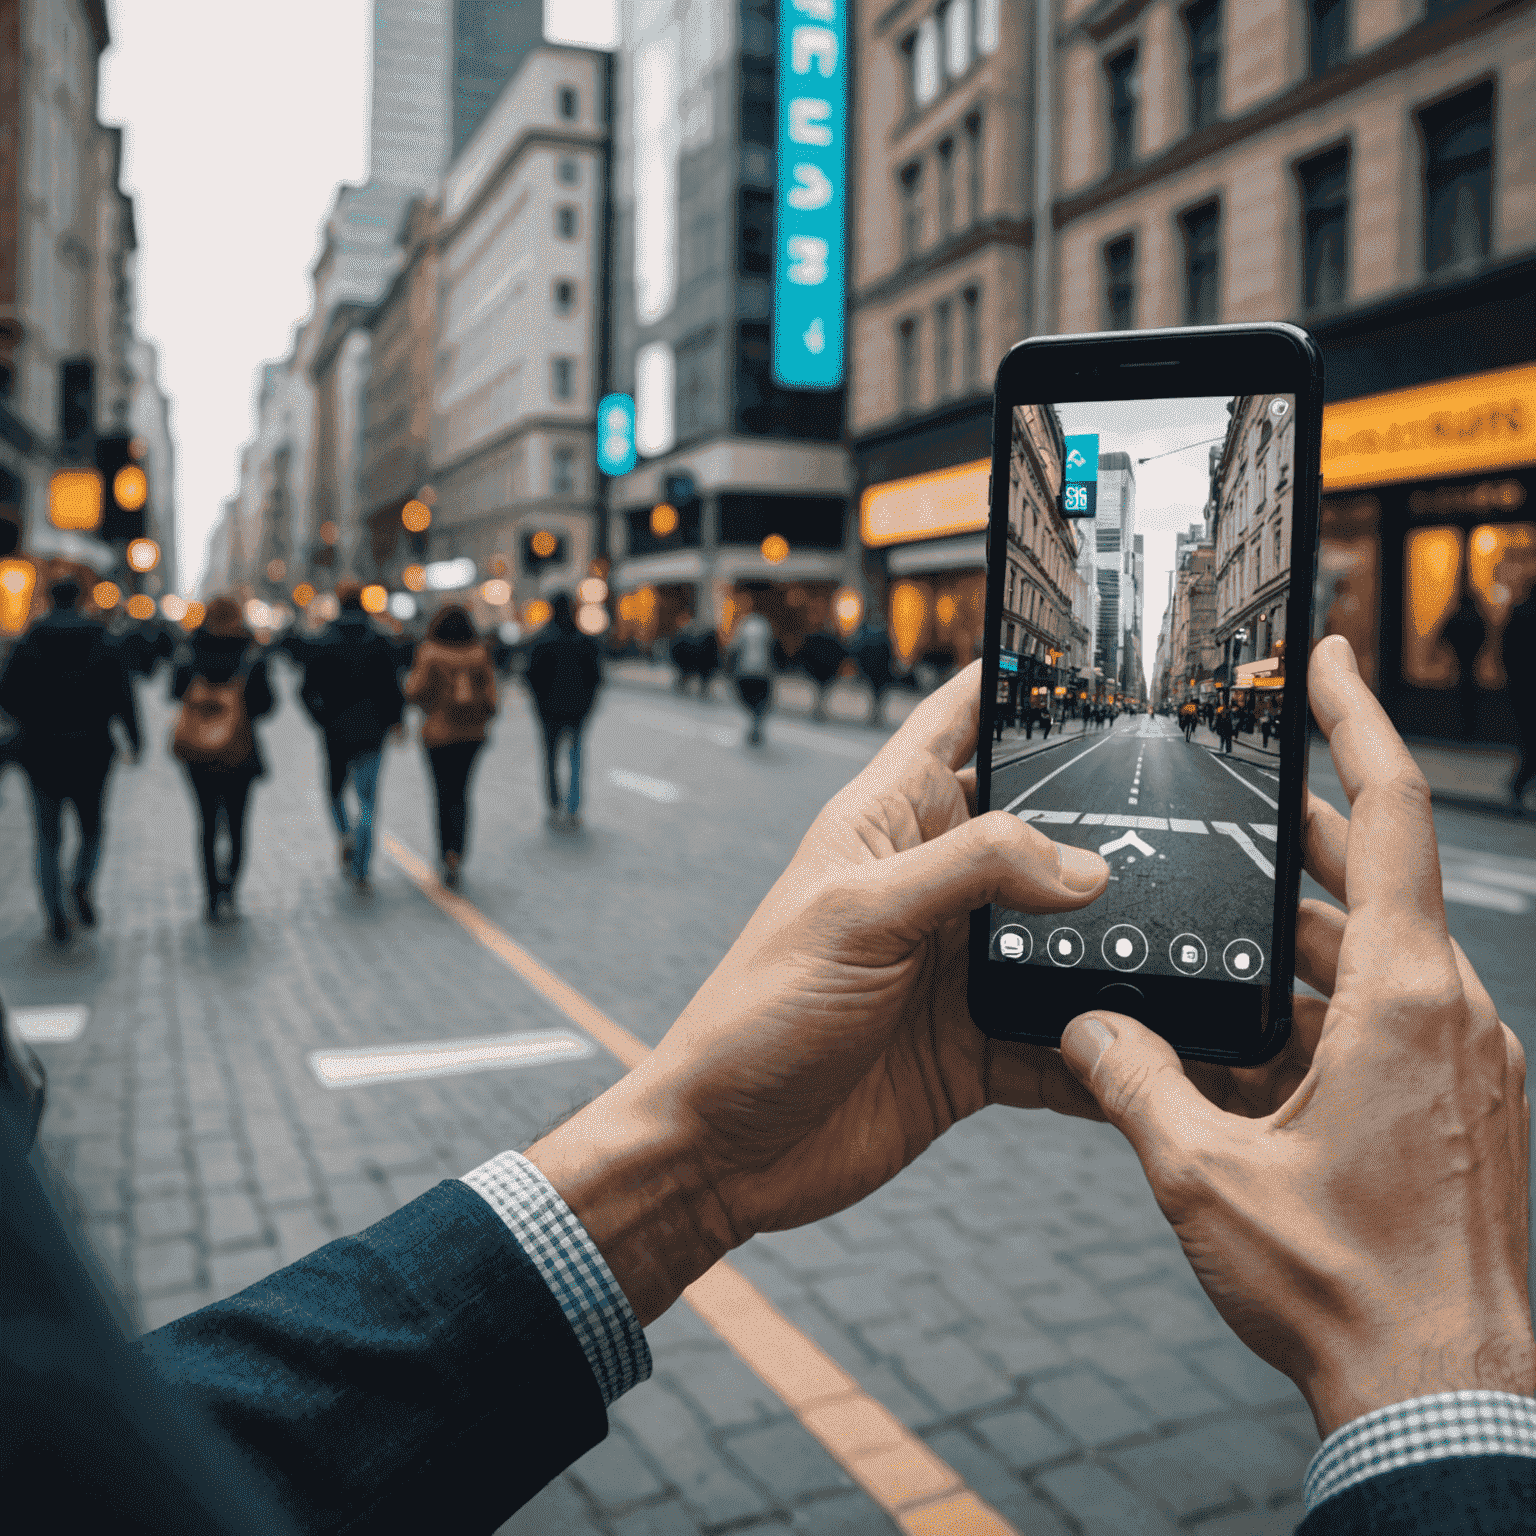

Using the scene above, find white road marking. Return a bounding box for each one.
[620,705,876,761]
[1439,844,1536,893]
[1211,820,1276,879]
[608,767,683,802]
[1205,751,1280,809]
[766,720,878,760]
[625,707,738,748]
[1099,829,1157,858]
[1251,824,1278,840]
[309,1029,595,1089]
[1441,879,1529,915]
[1435,844,1536,914]
[10,1006,89,1043]
[1001,731,1119,812]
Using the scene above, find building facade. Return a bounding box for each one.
[1093,449,1139,699]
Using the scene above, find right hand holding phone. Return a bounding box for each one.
[1060,635,1534,1438]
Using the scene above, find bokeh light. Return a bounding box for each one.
[833,586,863,635]
[160,594,188,622]
[649,503,678,537]
[577,576,608,604]
[576,603,609,635]
[480,578,512,605]
[181,600,206,630]
[92,580,121,610]
[402,564,427,592]
[360,583,388,614]
[113,464,148,511]
[126,537,159,572]
[530,528,558,559]
[401,500,432,533]
[523,598,552,628]
[292,582,316,607]
[126,593,156,620]
[760,534,789,564]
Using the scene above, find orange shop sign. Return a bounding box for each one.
[1321,363,1536,491]
[860,459,989,548]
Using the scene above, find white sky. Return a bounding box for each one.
[1057,396,1235,695]
[98,1,618,594]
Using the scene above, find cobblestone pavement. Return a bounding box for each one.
[4,662,1532,1536]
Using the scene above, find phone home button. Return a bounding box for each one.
[1095,982,1145,1015]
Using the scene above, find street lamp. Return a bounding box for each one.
[1226,627,1248,713]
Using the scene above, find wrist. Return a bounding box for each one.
[525,1071,736,1326]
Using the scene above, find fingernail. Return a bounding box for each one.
[1058,843,1108,893]
[1066,1014,1116,1073]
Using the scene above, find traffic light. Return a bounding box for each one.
[520,527,567,574]
[95,435,148,542]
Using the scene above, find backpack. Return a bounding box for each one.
[441,653,494,732]
[171,649,257,769]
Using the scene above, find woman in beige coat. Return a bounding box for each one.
[402,604,498,888]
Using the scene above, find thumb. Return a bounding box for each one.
[1059,1009,1219,1166]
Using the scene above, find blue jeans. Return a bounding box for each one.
[539,718,583,814]
[327,747,382,879]
[30,771,108,921]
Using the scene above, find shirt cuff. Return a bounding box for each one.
[460,1149,652,1408]
[1303,1389,1536,1511]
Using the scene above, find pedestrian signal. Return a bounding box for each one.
[95,435,148,541]
[521,528,566,572]
[596,393,636,476]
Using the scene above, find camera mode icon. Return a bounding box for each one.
[1101,923,1149,973]
[1169,932,1208,975]
[1223,938,1265,979]
[1045,927,1086,967]
[991,924,1033,963]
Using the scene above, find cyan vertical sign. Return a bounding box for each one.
[773,0,847,390]
[596,393,636,476]
[1061,433,1099,518]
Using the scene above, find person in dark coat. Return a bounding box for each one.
[170,595,274,923]
[848,618,893,726]
[523,591,602,829]
[0,577,141,942]
[1503,560,1536,811]
[297,580,405,887]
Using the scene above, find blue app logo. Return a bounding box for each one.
[596,393,636,477]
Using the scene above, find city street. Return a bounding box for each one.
[988,716,1280,983]
[4,666,1534,1536]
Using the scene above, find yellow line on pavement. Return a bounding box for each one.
[381,832,1021,1536]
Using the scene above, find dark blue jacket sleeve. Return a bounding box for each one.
[1294,1454,1536,1534]
[133,1179,609,1534]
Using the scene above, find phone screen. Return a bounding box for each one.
[983,392,1297,989]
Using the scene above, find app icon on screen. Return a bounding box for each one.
[1169,933,1208,975]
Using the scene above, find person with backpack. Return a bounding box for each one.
[523,591,602,829]
[0,576,141,942]
[297,580,406,889]
[403,604,498,888]
[169,595,273,923]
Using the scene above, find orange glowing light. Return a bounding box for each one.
[92,581,121,611]
[530,529,558,559]
[49,469,104,531]
[890,582,927,662]
[0,558,37,635]
[481,578,512,606]
[649,503,678,537]
[292,582,316,607]
[126,593,156,621]
[126,538,159,572]
[935,594,957,625]
[181,600,206,630]
[523,598,552,628]
[402,564,427,592]
[833,587,864,635]
[402,500,432,533]
[360,583,388,614]
[113,464,149,512]
[760,534,789,564]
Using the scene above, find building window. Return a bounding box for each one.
[558,86,579,119]
[944,0,971,79]
[935,298,954,397]
[558,157,580,185]
[1184,0,1221,132]
[1298,143,1349,311]
[1180,201,1220,324]
[739,188,773,275]
[909,17,940,107]
[898,317,920,413]
[556,204,578,239]
[965,113,983,223]
[1419,82,1493,276]
[1274,523,1283,575]
[1104,235,1135,329]
[937,139,955,236]
[553,279,577,315]
[551,447,575,496]
[551,357,576,400]
[1308,0,1348,78]
[962,285,981,389]
[1105,46,1138,173]
[900,161,923,259]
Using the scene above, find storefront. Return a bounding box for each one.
[1311,259,1535,746]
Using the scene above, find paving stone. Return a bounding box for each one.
[862,1331,1013,1416]
[205,1188,267,1248]
[1113,1280,1230,1347]
[969,1318,1071,1378]
[761,1223,858,1273]
[787,1491,899,1535]
[971,1405,1077,1471]
[568,1425,666,1508]
[848,1362,944,1431]
[1027,1369,1154,1446]
[667,1347,783,1428]
[1035,1461,1182,1536]
[1110,1434,1246,1521]
[1189,1338,1306,1411]
[208,1244,281,1299]
[1195,1419,1313,1507]
[608,1499,708,1536]
[936,1264,1015,1322]
[136,1288,205,1335]
[1186,1505,1303,1536]
[813,1269,900,1326]
[386,1167,443,1208]
[727,1243,806,1303]
[725,1418,855,1500]
[327,1176,395,1235]
[492,1473,604,1536]
[922,1427,1025,1509]
[646,1299,721,1349]
[823,1205,892,1250]
[132,1193,197,1241]
[190,1136,246,1190]
[133,1237,201,1296]
[892,1277,966,1330]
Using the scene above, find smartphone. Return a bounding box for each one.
[968,323,1323,1065]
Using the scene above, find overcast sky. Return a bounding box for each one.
[98,1,618,594]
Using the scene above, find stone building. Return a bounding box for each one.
[1093,450,1138,698]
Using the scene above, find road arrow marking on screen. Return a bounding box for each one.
[1098,829,1156,858]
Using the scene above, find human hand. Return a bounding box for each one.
[1059,635,1534,1437]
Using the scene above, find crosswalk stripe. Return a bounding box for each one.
[1017,809,1282,845]
[1211,821,1276,878]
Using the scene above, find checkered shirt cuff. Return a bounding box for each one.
[1303,1389,1536,1511]
[461,1149,652,1408]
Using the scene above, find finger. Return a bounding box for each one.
[873,659,981,774]
[1307,635,1444,923]
[1295,898,1346,999]
[850,811,1108,943]
[955,765,978,819]
[1301,791,1349,905]
[1058,1009,1225,1173]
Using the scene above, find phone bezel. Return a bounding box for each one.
[967,323,1324,1066]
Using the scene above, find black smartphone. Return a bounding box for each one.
[968,323,1324,1066]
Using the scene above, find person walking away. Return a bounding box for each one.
[298,580,405,888]
[523,592,602,828]
[1180,701,1197,742]
[1442,589,1485,743]
[403,604,498,887]
[848,618,893,726]
[1503,561,1536,811]
[799,629,846,722]
[0,577,141,942]
[1216,702,1236,754]
[169,595,273,923]
[1039,703,1053,741]
[728,592,775,745]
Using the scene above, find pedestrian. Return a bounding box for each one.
[403,603,498,888]
[799,629,846,722]
[523,591,603,829]
[1217,703,1236,755]
[728,589,775,745]
[849,617,893,726]
[1504,564,1536,811]
[0,576,141,942]
[1261,712,1273,749]
[1180,701,1197,742]
[169,595,273,923]
[1039,703,1053,740]
[297,579,406,889]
